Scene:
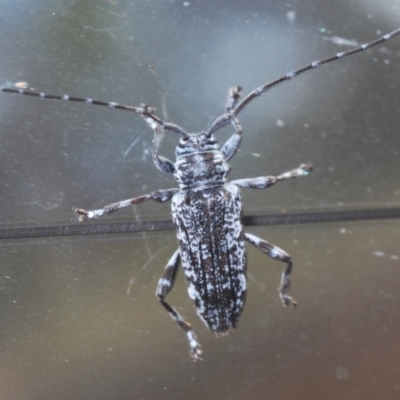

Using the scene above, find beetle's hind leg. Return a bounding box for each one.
[245,233,297,308]
[156,249,203,361]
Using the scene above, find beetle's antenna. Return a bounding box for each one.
[1,88,146,114]
[232,27,400,116]
[0,87,191,136]
[2,28,399,136]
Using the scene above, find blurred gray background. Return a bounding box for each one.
[0,0,399,399]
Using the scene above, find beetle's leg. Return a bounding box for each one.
[245,233,297,308]
[232,164,311,307]
[230,163,313,188]
[148,125,176,173]
[221,86,243,161]
[141,106,189,174]
[275,163,313,181]
[156,249,203,362]
[220,116,242,161]
[74,188,179,221]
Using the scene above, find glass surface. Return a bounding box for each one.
[0,1,399,399]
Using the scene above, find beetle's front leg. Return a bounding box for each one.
[220,86,243,161]
[74,188,179,221]
[230,163,313,189]
[141,105,188,174]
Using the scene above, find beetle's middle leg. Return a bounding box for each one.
[230,163,313,189]
[245,233,297,308]
[74,188,179,221]
[156,248,203,362]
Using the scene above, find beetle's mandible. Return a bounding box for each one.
[2,28,400,361]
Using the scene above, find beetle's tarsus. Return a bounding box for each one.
[74,208,89,222]
[299,163,313,173]
[191,347,203,362]
[281,296,298,308]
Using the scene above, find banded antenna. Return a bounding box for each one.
[2,27,400,128]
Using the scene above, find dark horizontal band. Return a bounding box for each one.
[0,207,399,240]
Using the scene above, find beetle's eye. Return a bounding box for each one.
[180,136,190,144]
[206,134,214,142]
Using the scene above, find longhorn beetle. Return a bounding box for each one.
[2,28,400,361]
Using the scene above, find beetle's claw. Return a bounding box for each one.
[73,208,89,222]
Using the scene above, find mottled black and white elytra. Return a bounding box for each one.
[2,28,400,361]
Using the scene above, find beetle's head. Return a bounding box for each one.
[175,131,218,157]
